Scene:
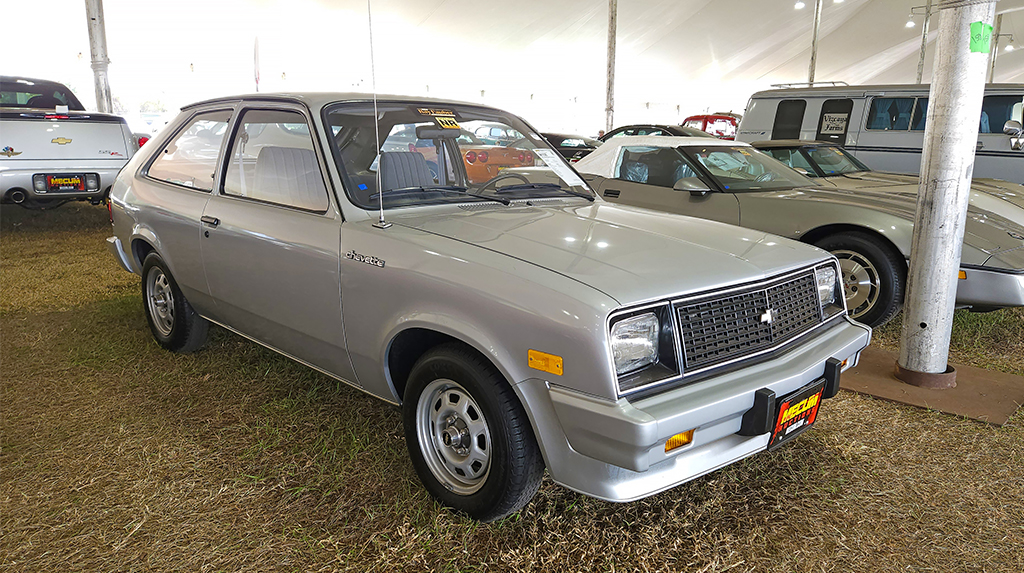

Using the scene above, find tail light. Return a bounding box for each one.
[44,114,70,119]
[518,152,526,162]
[138,136,149,147]
[478,151,489,163]
[526,152,534,163]
[465,151,477,163]
[107,199,113,224]
[409,143,417,152]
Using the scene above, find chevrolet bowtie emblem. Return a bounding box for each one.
[760,308,774,324]
[51,137,73,145]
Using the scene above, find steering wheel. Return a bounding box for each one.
[473,172,531,193]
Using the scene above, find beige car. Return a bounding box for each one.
[574,136,1024,327]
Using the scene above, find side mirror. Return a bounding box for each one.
[673,177,712,197]
[1003,120,1023,137]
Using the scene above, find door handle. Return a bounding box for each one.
[201,215,220,227]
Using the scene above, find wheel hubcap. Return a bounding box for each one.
[416,379,491,495]
[146,267,175,337]
[832,249,880,320]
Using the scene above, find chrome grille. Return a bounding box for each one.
[677,271,821,371]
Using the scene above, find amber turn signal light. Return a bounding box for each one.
[665,430,695,452]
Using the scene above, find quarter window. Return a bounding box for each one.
[146,110,232,191]
[223,109,328,212]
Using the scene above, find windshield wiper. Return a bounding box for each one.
[371,185,510,205]
[493,183,594,202]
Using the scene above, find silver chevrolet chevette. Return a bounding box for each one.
[106,93,871,521]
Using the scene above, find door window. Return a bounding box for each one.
[146,110,232,191]
[866,97,915,130]
[815,99,853,145]
[614,146,703,187]
[771,100,806,140]
[223,109,329,212]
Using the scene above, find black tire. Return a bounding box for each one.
[403,343,544,522]
[141,252,209,353]
[813,231,905,328]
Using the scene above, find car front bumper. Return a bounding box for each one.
[956,265,1024,308]
[515,316,871,502]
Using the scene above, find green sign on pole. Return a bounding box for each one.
[970,21,993,53]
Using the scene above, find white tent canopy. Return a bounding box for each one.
[8,0,1024,134]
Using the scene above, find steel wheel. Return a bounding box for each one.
[833,249,880,320]
[145,266,175,337]
[416,378,492,495]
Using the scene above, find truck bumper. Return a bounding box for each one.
[515,316,871,502]
[1,163,125,203]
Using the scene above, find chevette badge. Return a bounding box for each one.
[1009,231,1024,241]
[1,146,21,157]
[345,250,385,268]
[760,308,774,324]
[51,137,73,145]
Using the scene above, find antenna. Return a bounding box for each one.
[367,0,391,229]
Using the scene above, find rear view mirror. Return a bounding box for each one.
[673,177,712,197]
[416,125,461,139]
[1003,120,1023,137]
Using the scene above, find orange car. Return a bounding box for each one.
[412,130,535,184]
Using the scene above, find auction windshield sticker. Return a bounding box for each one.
[416,108,460,129]
[416,108,456,117]
[534,148,586,188]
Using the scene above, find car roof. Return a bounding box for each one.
[750,83,1024,98]
[180,92,488,112]
[750,140,836,149]
[600,135,750,148]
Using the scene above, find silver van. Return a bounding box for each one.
[736,83,1024,184]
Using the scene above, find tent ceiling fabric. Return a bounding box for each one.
[7,0,1023,133]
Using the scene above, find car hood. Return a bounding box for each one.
[391,200,828,306]
[790,180,1024,258]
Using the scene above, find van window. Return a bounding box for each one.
[772,100,805,139]
[146,110,232,191]
[980,95,1024,133]
[815,99,854,144]
[911,98,928,131]
[867,98,915,130]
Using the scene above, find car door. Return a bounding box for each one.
[594,144,740,225]
[200,103,356,383]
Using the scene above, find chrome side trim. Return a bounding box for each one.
[201,316,397,406]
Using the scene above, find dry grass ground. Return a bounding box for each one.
[2,204,1023,572]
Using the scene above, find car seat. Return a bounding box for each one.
[620,160,649,183]
[252,146,327,210]
[379,151,437,191]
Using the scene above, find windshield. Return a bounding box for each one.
[679,145,816,191]
[324,102,593,210]
[804,146,869,175]
[0,79,85,111]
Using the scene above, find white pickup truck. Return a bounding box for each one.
[1,76,140,209]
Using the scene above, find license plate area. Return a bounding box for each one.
[768,379,825,451]
[45,174,85,192]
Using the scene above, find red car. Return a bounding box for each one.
[682,113,742,140]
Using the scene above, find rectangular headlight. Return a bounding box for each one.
[610,312,659,376]
[815,263,845,319]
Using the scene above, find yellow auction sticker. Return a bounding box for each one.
[434,116,460,129]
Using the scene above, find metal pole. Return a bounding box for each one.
[84,0,112,113]
[605,0,617,133]
[897,0,998,387]
[989,13,1003,82]
[808,0,823,83]
[916,0,933,84]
